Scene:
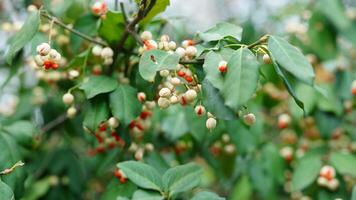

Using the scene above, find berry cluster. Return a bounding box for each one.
[113,169,127,184]
[87,117,125,155]
[34,43,62,70]
[91,1,107,17]
[210,134,236,156]
[317,165,339,190]
[92,45,114,66]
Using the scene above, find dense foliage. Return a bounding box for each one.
[0,0,355,199]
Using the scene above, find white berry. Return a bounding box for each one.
[101,47,114,58]
[243,113,256,126]
[92,45,103,56]
[184,89,197,102]
[62,93,74,105]
[140,31,152,41]
[195,105,206,116]
[108,117,119,128]
[158,97,170,109]
[175,47,186,58]
[206,117,217,130]
[36,43,51,56]
[159,87,171,97]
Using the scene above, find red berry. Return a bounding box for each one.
[99,123,107,132]
[177,71,185,77]
[218,65,227,73]
[184,76,193,82]
[129,121,136,129]
[51,63,58,69]
[43,60,52,70]
[140,111,151,120]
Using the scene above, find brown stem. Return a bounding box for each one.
[247,35,269,49]
[40,11,107,46]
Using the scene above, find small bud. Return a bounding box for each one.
[185,46,197,57]
[101,47,113,58]
[69,70,80,79]
[103,58,113,65]
[27,5,38,12]
[222,134,230,143]
[141,31,152,41]
[108,117,119,129]
[67,106,77,118]
[175,47,186,58]
[224,144,236,154]
[184,89,197,102]
[194,105,206,116]
[206,117,217,130]
[243,113,256,126]
[263,54,272,64]
[157,97,170,109]
[145,143,154,152]
[137,92,146,102]
[159,87,171,97]
[92,45,103,56]
[159,69,170,77]
[36,43,51,56]
[218,60,228,73]
[62,93,74,105]
[135,148,144,160]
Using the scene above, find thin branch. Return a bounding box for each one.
[247,35,269,49]
[40,11,107,47]
[40,113,68,134]
[0,161,25,175]
[120,2,129,24]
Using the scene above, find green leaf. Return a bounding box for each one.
[202,48,234,90]
[98,11,125,44]
[221,48,260,110]
[268,35,315,86]
[83,97,109,132]
[132,190,163,200]
[162,163,203,196]
[0,180,14,200]
[109,85,142,125]
[139,50,180,82]
[0,133,25,192]
[2,121,36,146]
[6,10,40,64]
[230,175,252,200]
[141,0,170,24]
[352,185,356,200]
[199,22,243,42]
[79,76,118,99]
[201,80,236,121]
[21,177,52,200]
[291,155,322,191]
[329,152,356,177]
[161,108,189,140]
[117,161,163,191]
[101,180,136,200]
[272,62,305,112]
[191,191,225,200]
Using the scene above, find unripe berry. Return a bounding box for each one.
[140,31,152,41]
[68,70,79,79]
[158,97,170,109]
[145,143,154,152]
[49,49,61,62]
[158,41,169,50]
[34,55,44,67]
[170,95,179,104]
[67,106,77,118]
[92,45,102,56]
[101,47,114,58]
[170,77,181,86]
[182,40,194,48]
[160,35,170,42]
[279,146,293,162]
[224,144,236,154]
[62,93,74,105]
[185,46,197,57]
[168,41,176,50]
[137,92,146,102]
[159,69,170,77]
[263,54,272,64]
[36,43,51,56]
[222,134,230,143]
[92,1,107,16]
[103,58,113,65]
[128,142,138,152]
[175,47,186,58]
[135,148,144,160]
[327,179,339,190]
[145,101,156,109]
[184,89,197,102]
[278,113,291,129]
[319,165,335,181]
[206,117,217,130]
[108,117,119,129]
[243,113,256,126]
[159,87,171,97]
[143,40,158,50]
[218,60,227,73]
[351,80,356,96]
[195,105,206,116]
